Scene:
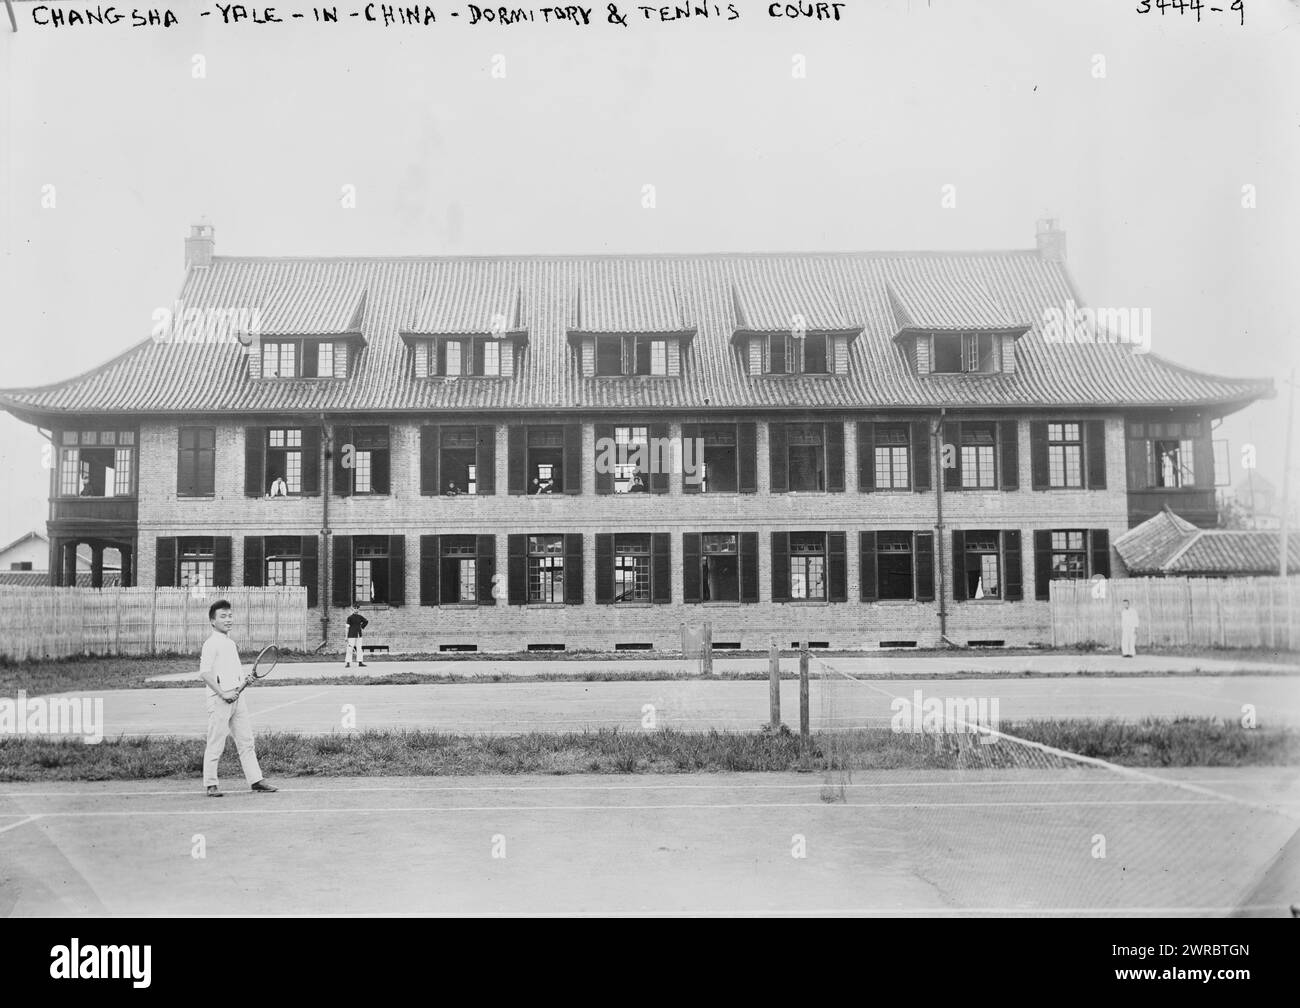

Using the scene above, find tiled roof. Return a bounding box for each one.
[0,250,1274,417]
[1116,507,1298,575]
[0,571,95,588]
[255,267,366,336]
[574,259,691,335]
[1115,507,1199,573]
[405,260,524,335]
[887,270,1028,332]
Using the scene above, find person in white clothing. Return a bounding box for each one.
[199,599,278,797]
[1119,599,1140,658]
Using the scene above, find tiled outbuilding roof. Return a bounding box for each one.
[0,250,1273,418]
[1116,507,1298,575]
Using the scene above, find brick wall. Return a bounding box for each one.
[134,413,1130,652]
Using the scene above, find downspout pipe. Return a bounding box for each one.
[933,408,960,649]
[319,412,331,649]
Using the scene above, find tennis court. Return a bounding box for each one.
[1,769,1296,916]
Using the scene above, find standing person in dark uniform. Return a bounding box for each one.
[344,603,369,668]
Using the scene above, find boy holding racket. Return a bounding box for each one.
[199,599,278,798]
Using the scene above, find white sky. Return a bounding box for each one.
[1,0,1298,544]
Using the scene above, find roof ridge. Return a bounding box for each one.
[206,249,1047,264]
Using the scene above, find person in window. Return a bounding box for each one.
[629,473,647,493]
[445,481,461,496]
[268,474,288,498]
[532,476,553,495]
[79,475,93,497]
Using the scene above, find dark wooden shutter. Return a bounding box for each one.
[244,427,264,497]
[1127,437,1150,490]
[562,423,582,494]
[912,421,932,492]
[651,533,671,603]
[768,423,788,493]
[1193,429,1214,489]
[371,434,391,495]
[915,532,935,602]
[1085,420,1107,490]
[300,426,321,496]
[436,340,447,375]
[564,534,584,605]
[477,535,496,606]
[178,430,196,497]
[825,423,845,493]
[332,535,352,607]
[508,426,526,495]
[1090,529,1111,580]
[333,425,352,497]
[737,423,758,494]
[999,421,1019,491]
[595,534,614,604]
[943,422,961,491]
[506,535,526,606]
[243,536,264,588]
[681,424,701,494]
[770,532,789,602]
[213,537,232,587]
[859,531,877,602]
[387,535,405,606]
[1003,530,1023,601]
[476,425,496,496]
[301,536,318,609]
[197,429,216,497]
[420,425,440,496]
[1034,530,1053,601]
[594,423,615,495]
[1030,421,1050,490]
[474,339,487,376]
[857,422,875,491]
[420,535,440,607]
[682,533,702,603]
[649,422,670,494]
[827,531,847,602]
[739,532,758,604]
[155,537,176,587]
[951,530,967,601]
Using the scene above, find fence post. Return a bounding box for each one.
[768,637,781,730]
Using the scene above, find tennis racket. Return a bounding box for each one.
[232,644,280,702]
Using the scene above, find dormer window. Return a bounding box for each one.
[414,337,505,378]
[933,333,998,374]
[766,333,830,375]
[594,335,669,377]
[259,338,347,378]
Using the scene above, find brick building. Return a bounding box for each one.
[0,222,1272,651]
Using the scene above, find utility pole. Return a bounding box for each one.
[1281,369,1296,577]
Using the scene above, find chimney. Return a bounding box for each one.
[185,222,215,270]
[1035,218,1066,262]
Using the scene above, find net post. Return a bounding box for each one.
[798,640,810,747]
[768,636,781,729]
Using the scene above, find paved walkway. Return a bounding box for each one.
[147,653,1300,683]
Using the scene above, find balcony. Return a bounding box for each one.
[1127,488,1217,529]
[50,496,139,530]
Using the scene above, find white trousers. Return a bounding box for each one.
[345,637,364,664]
[1120,628,1137,657]
[204,694,263,787]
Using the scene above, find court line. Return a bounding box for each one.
[2,775,1295,800]
[0,815,43,834]
[0,799,1261,827]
